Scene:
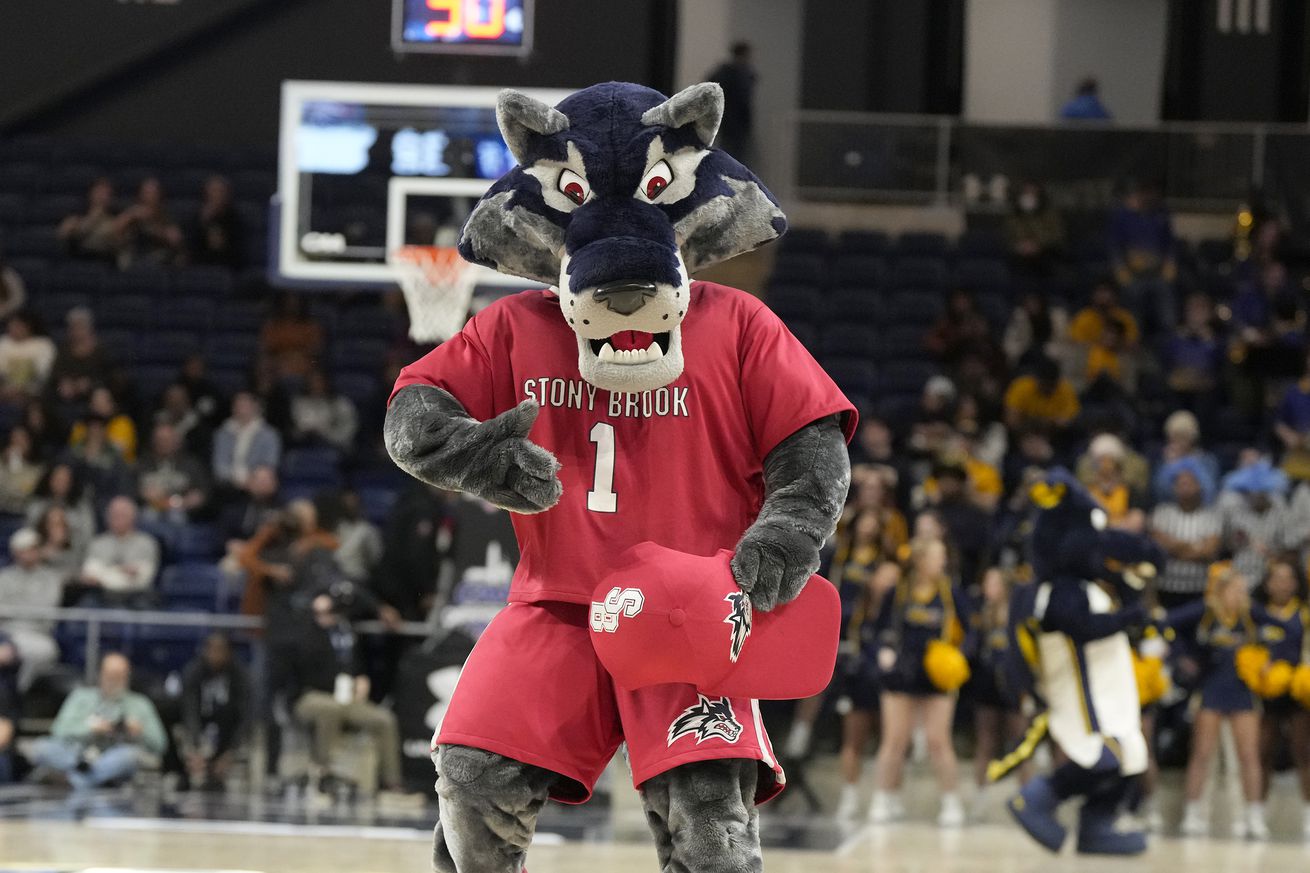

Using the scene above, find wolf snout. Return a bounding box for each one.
[594,281,658,316]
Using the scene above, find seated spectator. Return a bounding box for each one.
[137,422,210,522]
[23,398,67,459]
[213,391,282,494]
[0,311,56,403]
[179,633,249,792]
[1150,459,1221,609]
[0,252,28,322]
[1059,77,1111,120]
[1081,434,1145,531]
[1003,290,1069,370]
[0,425,44,516]
[69,386,137,462]
[924,290,1000,369]
[219,464,282,542]
[290,593,407,797]
[78,497,160,606]
[1002,357,1079,437]
[30,652,166,789]
[153,383,208,459]
[1002,426,1056,495]
[27,463,97,549]
[35,505,86,584]
[46,308,120,415]
[260,293,323,379]
[1163,292,1223,412]
[1275,351,1310,484]
[175,354,227,438]
[1068,280,1139,389]
[1152,411,1220,504]
[56,177,119,263]
[0,529,64,691]
[909,376,958,461]
[291,369,358,452]
[67,416,133,502]
[1004,182,1066,276]
[113,177,183,268]
[1075,428,1150,497]
[188,175,244,268]
[0,630,16,783]
[321,490,382,584]
[1220,461,1293,587]
[1108,180,1176,333]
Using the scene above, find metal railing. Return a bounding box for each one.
[794,110,1310,212]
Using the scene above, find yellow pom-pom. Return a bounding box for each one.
[1260,660,1294,699]
[924,640,971,692]
[1291,664,1310,709]
[1235,644,1270,692]
[1132,653,1168,706]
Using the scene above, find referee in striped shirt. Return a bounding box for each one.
[1150,458,1221,609]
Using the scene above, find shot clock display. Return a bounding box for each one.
[393,0,532,55]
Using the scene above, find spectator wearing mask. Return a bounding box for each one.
[0,528,64,692]
[0,425,44,517]
[137,422,210,522]
[31,652,167,789]
[179,633,249,792]
[213,391,282,494]
[1151,411,1220,505]
[1005,182,1066,276]
[291,369,358,452]
[189,175,244,268]
[259,293,323,380]
[1150,459,1222,609]
[1002,357,1080,437]
[0,630,16,783]
[26,463,96,550]
[113,177,183,268]
[69,386,137,462]
[56,177,119,263]
[78,497,160,605]
[1220,461,1293,588]
[46,308,119,414]
[1003,290,1069,370]
[1059,76,1112,120]
[1108,180,1177,334]
[0,311,56,402]
[290,593,408,797]
[1068,280,1139,390]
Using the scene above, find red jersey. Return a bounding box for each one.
[391,280,856,605]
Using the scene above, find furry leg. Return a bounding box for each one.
[432,745,558,873]
[640,759,762,873]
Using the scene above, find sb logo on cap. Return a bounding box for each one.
[590,586,645,633]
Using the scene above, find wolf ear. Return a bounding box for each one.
[497,90,569,165]
[640,82,723,147]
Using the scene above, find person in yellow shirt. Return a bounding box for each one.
[1069,281,1139,386]
[67,386,137,462]
[1003,357,1080,434]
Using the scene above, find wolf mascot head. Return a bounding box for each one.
[457,81,786,394]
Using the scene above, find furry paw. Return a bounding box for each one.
[731,521,819,612]
[472,400,563,514]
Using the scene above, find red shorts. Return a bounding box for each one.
[434,601,785,805]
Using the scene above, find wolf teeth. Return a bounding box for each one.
[596,341,663,365]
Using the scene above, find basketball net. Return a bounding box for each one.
[390,245,476,343]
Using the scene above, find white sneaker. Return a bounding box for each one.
[1246,805,1269,841]
[782,723,811,759]
[1302,806,1310,841]
[835,785,860,821]
[1146,807,1164,834]
[938,793,965,828]
[1180,805,1208,837]
[1230,818,1248,840]
[868,792,901,824]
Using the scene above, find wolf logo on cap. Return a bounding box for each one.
[667,695,743,746]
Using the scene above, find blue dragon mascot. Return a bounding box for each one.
[384,82,854,873]
[1003,469,1164,855]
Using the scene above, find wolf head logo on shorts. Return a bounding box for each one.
[667,694,743,746]
[723,591,752,663]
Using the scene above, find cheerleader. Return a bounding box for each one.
[967,567,1030,812]
[1257,560,1310,840]
[869,536,967,826]
[1162,567,1284,839]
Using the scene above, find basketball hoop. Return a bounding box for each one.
[390,245,476,343]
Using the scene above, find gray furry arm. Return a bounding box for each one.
[384,384,562,514]
[731,414,851,611]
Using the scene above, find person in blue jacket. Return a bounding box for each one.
[869,536,966,827]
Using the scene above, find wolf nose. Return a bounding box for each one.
[593,281,657,316]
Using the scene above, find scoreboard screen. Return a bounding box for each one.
[393,0,532,55]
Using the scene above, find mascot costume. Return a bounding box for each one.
[1000,470,1163,855]
[384,81,855,873]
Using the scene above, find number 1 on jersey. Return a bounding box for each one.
[587,422,618,513]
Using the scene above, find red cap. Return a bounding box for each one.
[589,541,840,700]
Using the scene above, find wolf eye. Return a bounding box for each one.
[638,160,673,201]
[558,169,590,206]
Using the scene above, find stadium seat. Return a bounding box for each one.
[281,446,344,485]
[212,301,265,333]
[766,285,826,323]
[34,292,91,326]
[333,338,390,373]
[107,263,171,297]
[137,330,201,365]
[159,563,225,611]
[827,288,882,324]
[135,624,209,676]
[45,164,104,195]
[0,162,44,194]
[955,228,1008,258]
[155,297,216,331]
[821,323,878,359]
[2,226,61,259]
[174,524,225,560]
[884,289,945,325]
[873,324,932,362]
[830,255,887,287]
[894,231,949,258]
[819,357,878,397]
[95,294,155,331]
[836,229,890,255]
[890,257,948,288]
[8,258,48,294]
[176,266,235,298]
[334,373,380,407]
[51,262,109,296]
[879,360,939,395]
[357,486,399,525]
[777,227,829,254]
[955,258,1011,293]
[205,332,260,370]
[23,194,82,225]
[771,252,827,285]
